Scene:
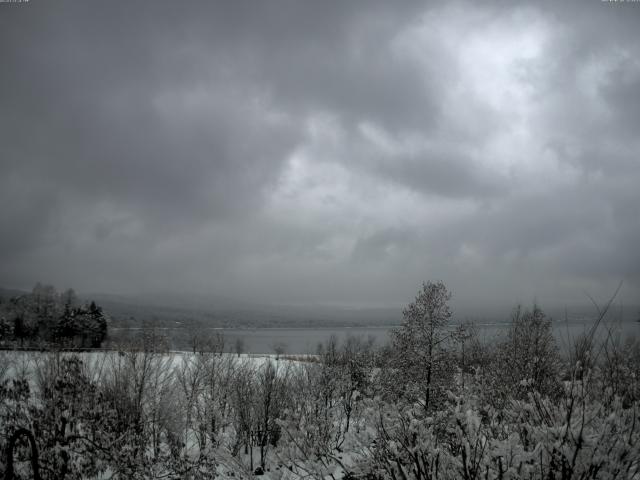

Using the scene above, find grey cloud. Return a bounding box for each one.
[601,63,640,137]
[351,228,418,265]
[0,175,57,256]
[1,0,639,308]
[375,152,507,199]
[1,4,302,231]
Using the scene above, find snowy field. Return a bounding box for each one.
[0,350,309,385]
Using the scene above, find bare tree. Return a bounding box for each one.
[499,304,561,401]
[389,281,454,411]
[255,360,289,469]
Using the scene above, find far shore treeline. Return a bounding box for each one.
[0,283,107,349]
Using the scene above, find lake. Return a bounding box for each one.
[110,318,640,354]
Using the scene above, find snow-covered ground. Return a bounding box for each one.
[0,350,313,384]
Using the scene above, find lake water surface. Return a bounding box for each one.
[221,320,639,354]
[113,319,640,354]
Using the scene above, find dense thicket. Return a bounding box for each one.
[0,284,108,349]
[1,282,639,479]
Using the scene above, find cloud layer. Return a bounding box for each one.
[1,0,639,309]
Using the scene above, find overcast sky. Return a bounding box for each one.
[1,0,639,310]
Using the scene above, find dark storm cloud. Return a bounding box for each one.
[0,3,299,225]
[1,0,639,307]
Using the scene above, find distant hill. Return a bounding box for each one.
[0,286,30,300]
[89,292,403,329]
[0,286,402,329]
